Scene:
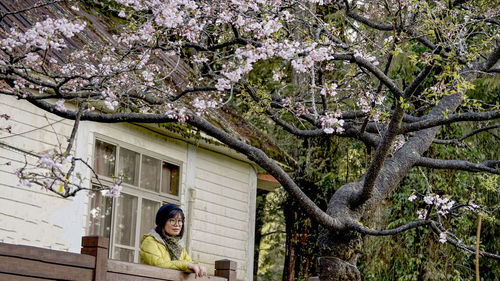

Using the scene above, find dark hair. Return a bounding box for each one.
[155,204,185,238]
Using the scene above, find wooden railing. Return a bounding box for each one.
[0,236,237,281]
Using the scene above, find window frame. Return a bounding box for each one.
[88,134,182,262]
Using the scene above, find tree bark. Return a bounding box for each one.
[318,230,362,281]
[282,203,297,281]
[253,190,268,281]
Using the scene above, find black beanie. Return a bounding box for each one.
[155,203,181,227]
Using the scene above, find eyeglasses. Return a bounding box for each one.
[167,219,183,226]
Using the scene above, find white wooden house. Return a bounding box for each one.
[0,3,282,280]
[0,94,282,281]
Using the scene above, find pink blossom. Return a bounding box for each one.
[55,100,67,112]
[320,83,338,96]
[439,232,447,243]
[1,18,86,52]
[321,112,345,134]
[104,184,123,198]
[423,195,434,205]
[24,53,41,66]
[142,70,154,82]
[104,100,119,110]
[89,207,100,218]
[40,152,62,169]
[215,78,232,91]
[417,209,427,220]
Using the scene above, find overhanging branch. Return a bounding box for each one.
[402,111,500,133]
[433,124,500,144]
[415,157,500,174]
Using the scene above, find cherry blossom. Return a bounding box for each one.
[439,232,447,243]
[103,184,123,198]
[407,194,417,202]
[55,100,67,112]
[417,209,428,220]
[0,18,85,52]
[321,112,344,134]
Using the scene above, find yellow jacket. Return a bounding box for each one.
[140,229,193,272]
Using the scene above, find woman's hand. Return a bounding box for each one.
[188,263,207,278]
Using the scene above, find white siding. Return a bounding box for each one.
[190,148,254,280]
[0,96,83,251]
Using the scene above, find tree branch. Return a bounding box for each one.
[415,157,500,174]
[433,124,500,144]
[186,114,346,231]
[181,37,261,52]
[346,219,432,236]
[22,91,348,230]
[344,10,393,31]
[353,104,404,208]
[353,55,404,97]
[481,44,500,71]
[403,62,436,99]
[429,222,500,260]
[402,111,500,133]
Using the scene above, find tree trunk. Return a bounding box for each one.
[253,190,268,281]
[318,231,362,281]
[282,204,297,281]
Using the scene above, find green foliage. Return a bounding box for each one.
[256,189,287,281]
[359,121,499,280]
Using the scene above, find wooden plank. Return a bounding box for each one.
[107,260,226,281]
[0,256,93,280]
[107,272,165,281]
[0,272,54,281]
[0,242,95,268]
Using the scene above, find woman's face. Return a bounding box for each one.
[164,213,183,236]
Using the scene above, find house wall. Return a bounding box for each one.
[0,96,84,251]
[0,96,256,280]
[188,147,256,280]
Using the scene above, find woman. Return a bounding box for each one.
[140,204,207,278]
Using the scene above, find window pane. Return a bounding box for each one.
[141,199,160,237]
[140,155,160,192]
[94,140,116,177]
[113,247,134,263]
[119,147,140,186]
[88,188,113,238]
[114,193,138,247]
[161,162,179,195]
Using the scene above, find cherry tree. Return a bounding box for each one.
[0,0,499,279]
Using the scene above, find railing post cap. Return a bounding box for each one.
[82,236,109,248]
[215,259,237,270]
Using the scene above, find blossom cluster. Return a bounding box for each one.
[103,184,123,198]
[423,194,455,215]
[15,149,123,198]
[409,193,456,219]
[1,0,368,129]
[15,151,73,191]
[0,18,86,52]
[321,112,344,134]
[356,91,385,113]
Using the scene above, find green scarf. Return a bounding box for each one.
[162,235,182,261]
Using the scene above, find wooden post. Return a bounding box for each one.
[214,259,237,281]
[81,236,109,281]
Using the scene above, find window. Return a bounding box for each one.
[88,138,181,263]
